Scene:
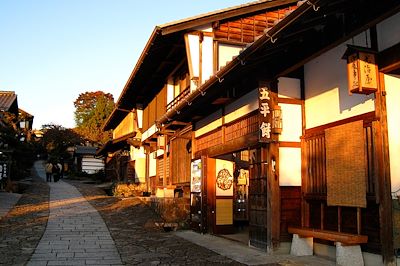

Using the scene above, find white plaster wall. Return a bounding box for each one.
[136,109,143,129]
[218,43,243,70]
[384,74,400,194]
[141,124,157,142]
[166,80,174,105]
[195,109,222,138]
[304,43,375,129]
[131,147,146,183]
[278,77,301,99]
[279,147,301,186]
[377,12,400,51]
[202,36,214,84]
[187,34,200,78]
[149,152,157,177]
[224,89,258,124]
[279,103,302,142]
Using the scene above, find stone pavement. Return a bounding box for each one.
[27,162,123,266]
[1,161,335,265]
[71,180,335,266]
[0,191,21,219]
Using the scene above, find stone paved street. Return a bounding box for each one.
[27,161,123,266]
[69,181,245,266]
[0,161,334,265]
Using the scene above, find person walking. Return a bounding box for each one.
[57,162,63,179]
[52,163,60,182]
[45,161,53,182]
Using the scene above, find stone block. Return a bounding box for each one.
[290,234,313,256]
[336,242,364,266]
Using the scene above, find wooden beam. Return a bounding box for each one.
[375,72,395,264]
[194,132,259,159]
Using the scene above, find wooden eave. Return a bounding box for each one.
[159,0,400,125]
[96,131,137,156]
[103,0,299,131]
[160,0,299,35]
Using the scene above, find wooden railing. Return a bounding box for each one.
[166,87,190,112]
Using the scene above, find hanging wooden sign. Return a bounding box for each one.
[258,86,272,142]
[343,45,378,95]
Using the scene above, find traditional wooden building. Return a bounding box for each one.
[153,0,400,265]
[74,145,104,174]
[103,0,299,222]
[104,0,400,264]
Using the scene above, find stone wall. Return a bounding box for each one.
[150,197,190,228]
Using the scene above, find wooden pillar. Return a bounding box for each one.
[375,72,395,265]
[263,80,281,251]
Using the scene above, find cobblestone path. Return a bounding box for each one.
[70,181,244,265]
[27,162,122,266]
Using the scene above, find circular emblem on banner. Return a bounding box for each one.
[216,168,233,190]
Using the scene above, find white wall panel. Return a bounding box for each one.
[384,74,400,194]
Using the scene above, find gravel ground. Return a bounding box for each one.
[67,179,245,265]
[0,169,50,266]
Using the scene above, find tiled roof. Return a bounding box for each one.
[75,145,98,155]
[159,0,274,28]
[0,91,17,112]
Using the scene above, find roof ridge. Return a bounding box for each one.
[158,0,274,28]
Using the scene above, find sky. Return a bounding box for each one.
[0,0,251,129]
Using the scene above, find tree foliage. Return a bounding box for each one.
[73,91,114,144]
[41,124,83,161]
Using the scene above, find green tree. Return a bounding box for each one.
[41,124,83,162]
[74,91,114,144]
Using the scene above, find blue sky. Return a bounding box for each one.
[0,0,250,129]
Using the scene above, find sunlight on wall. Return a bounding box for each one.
[224,89,258,124]
[149,152,156,177]
[186,34,200,86]
[384,74,400,194]
[195,116,222,138]
[279,147,301,186]
[279,103,302,142]
[141,124,157,142]
[218,43,243,71]
[304,43,375,129]
[131,147,146,183]
[202,36,214,84]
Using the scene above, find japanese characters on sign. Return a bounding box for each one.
[344,46,378,95]
[0,162,8,181]
[258,87,272,142]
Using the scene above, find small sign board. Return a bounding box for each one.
[258,87,273,142]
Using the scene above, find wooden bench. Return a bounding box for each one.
[288,226,368,266]
[288,226,368,245]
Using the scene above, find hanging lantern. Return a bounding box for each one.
[342,45,378,95]
[272,105,282,134]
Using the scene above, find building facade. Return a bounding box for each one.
[103,0,400,264]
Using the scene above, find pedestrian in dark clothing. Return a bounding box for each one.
[45,161,53,182]
[53,163,60,182]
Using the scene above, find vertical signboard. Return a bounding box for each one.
[258,86,273,143]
